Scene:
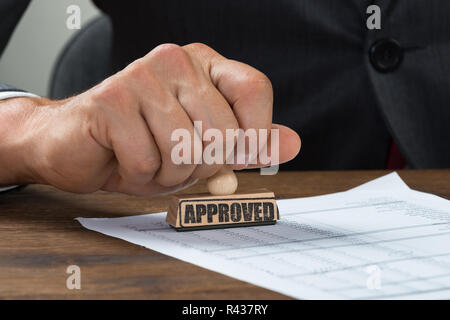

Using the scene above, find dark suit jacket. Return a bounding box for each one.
[2,0,450,170]
[0,1,32,93]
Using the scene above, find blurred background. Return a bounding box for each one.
[0,0,99,96]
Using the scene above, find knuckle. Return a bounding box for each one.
[184,42,212,54]
[129,156,161,177]
[151,43,198,82]
[155,166,196,187]
[124,58,148,80]
[90,78,127,107]
[89,77,137,116]
[154,99,180,118]
[154,43,182,54]
[244,71,273,95]
[152,43,190,66]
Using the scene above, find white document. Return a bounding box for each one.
[77,173,450,299]
[350,171,410,191]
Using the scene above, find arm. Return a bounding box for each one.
[0,84,41,192]
[0,2,300,196]
[0,43,301,196]
[0,91,46,187]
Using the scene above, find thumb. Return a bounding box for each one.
[234,123,301,170]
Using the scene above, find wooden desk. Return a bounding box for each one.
[1,170,449,299]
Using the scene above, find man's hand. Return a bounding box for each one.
[0,43,301,196]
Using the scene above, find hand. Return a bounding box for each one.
[0,43,301,196]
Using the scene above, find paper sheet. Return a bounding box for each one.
[77,173,450,299]
[350,171,410,191]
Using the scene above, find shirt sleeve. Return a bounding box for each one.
[0,86,39,193]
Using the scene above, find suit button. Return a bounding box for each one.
[369,38,403,73]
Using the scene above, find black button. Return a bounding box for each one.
[369,38,403,73]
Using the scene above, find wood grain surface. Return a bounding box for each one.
[1,170,449,299]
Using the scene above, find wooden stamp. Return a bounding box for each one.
[166,167,279,231]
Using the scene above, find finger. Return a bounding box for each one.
[211,59,273,132]
[177,78,240,179]
[103,173,199,197]
[103,53,199,188]
[106,109,161,186]
[148,44,240,179]
[184,44,273,166]
[138,83,199,187]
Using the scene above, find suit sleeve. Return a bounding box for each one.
[0,0,31,58]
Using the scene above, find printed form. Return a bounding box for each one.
[77,173,450,299]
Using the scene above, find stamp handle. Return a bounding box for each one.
[207,166,238,195]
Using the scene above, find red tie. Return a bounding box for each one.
[386,140,407,169]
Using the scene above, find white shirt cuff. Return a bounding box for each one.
[0,90,40,192]
[0,91,39,100]
[0,186,20,192]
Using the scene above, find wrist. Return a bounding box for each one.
[0,96,54,185]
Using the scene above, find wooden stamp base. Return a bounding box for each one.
[166,189,279,231]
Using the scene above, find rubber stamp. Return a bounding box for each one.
[166,167,279,231]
